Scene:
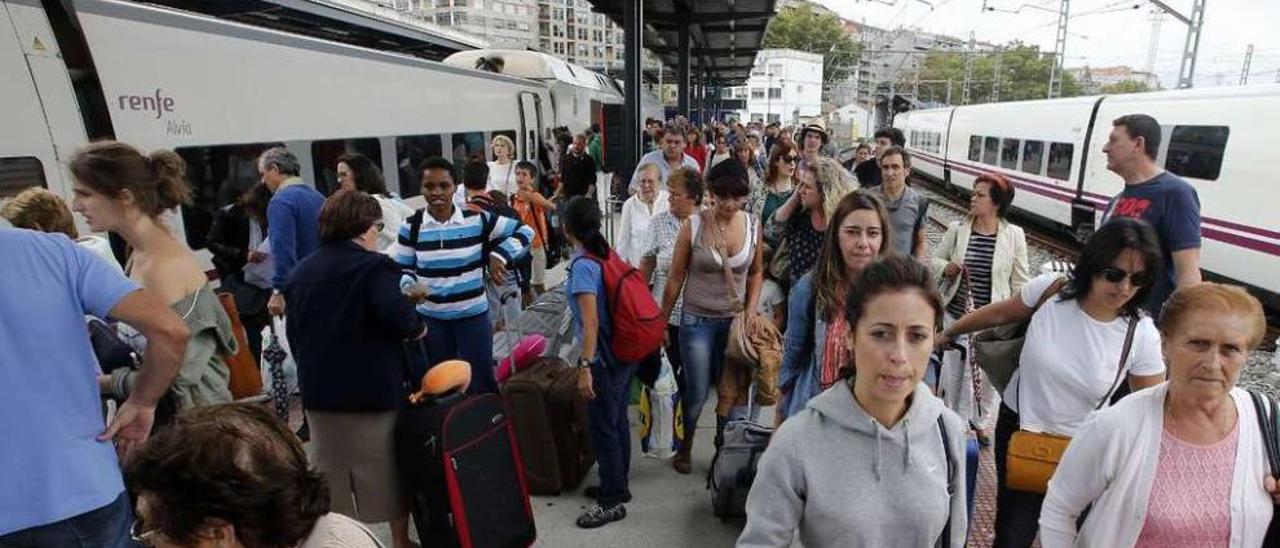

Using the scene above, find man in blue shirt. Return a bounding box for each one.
[259,147,325,317]
[1101,113,1202,315]
[0,227,187,546]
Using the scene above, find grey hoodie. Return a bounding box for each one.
[737,382,967,548]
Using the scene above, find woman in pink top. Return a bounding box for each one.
[1040,283,1280,548]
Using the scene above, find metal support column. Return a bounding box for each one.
[1047,0,1069,98]
[1240,44,1254,85]
[1149,0,1207,89]
[622,0,642,176]
[677,25,691,117]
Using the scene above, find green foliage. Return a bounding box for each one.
[913,41,1083,105]
[1100,80,1151,94]
[762,4,861,85]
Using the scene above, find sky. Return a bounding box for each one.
[813,0,1280,89]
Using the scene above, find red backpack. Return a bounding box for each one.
[575,250,665,363]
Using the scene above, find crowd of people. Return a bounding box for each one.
[3,111,1280,548]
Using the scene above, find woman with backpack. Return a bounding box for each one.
[939,217,1168,547]
[660,160,765,475]
[776,191,892,423]
[739,256,968,548]
[564,196,636,529]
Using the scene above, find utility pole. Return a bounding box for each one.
[946,79,952,105]
[1240,44,1253,85]
[1148,0,1206,89]
[1047,0,1070,98]
[991,47,1002,103]
[1145,11,1164,75]
[962,30,975,105]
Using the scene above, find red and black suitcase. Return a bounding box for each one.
[395,392,536,548]
[501,357,593,495]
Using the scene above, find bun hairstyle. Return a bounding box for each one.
[69,141,191,218]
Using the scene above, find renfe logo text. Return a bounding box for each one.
[117,89,175,119]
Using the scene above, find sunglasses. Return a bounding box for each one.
[782,156,799,165]
[1098,267,1150,286]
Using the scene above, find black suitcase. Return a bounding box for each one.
[502,357,593,495]
[395,392,536,548]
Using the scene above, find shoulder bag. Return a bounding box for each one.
[971,277,1068,393]
[1247,390,1280,546]
[711,212,782,407]
[1004,317,1136,494]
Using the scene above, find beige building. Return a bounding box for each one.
[1066,65,1163,94]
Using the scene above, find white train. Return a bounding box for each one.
[895,85,1280,302]
[0,0,649,252]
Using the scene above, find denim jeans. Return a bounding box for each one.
[678,313,734,443]
[424,311,496,395]
[586,357,638,507]
[0,492,135,548]
[993,404,1044,548]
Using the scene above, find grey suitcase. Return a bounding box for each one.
[708,384,772,520]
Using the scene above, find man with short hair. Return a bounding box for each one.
[763,122,780,154]
[872,146,929,260]
[856,127,907,189]
[462,158,526,337]
[630,124,700,194]
[388,157,534,395]
[0,226,187,546]
[1101,113,1202,315]
[258,147,324,318]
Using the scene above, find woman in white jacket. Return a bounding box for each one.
[337,153,413,252]
[930,173,1030,441]
[1040,283,1280,548]
[617,163,669,266]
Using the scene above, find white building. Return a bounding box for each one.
[731,49,823,125]
[827,102,874,148]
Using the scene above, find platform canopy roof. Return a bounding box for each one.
[587,0,778,86]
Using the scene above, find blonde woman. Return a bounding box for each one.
[769,157,857,286]
[487,135,519,195]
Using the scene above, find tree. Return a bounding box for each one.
[914,41,1083,105]
[1100,80,1151,94]
[762,4,861,85]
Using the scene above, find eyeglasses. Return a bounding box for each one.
[1098,267,1150,287]
[130,519,160,546]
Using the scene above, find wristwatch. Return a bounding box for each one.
[576,357,593,370]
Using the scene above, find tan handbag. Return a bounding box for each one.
[708,212,782,406]
[1004,318,1137,494]
[970,277,1068,393]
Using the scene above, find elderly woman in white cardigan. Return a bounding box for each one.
[930,173,1029,439]
[1040,283,1280,548]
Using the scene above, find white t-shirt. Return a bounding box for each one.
[486,161,518,195]
[1004,273,1165,437]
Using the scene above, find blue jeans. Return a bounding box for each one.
[0,492,135,548]
[678,313,734,444]
[586,357,638,507]
[424,311,496,395]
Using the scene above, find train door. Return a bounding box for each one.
[518,91,541,164]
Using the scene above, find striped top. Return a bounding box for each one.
[946,231,997,318]
[387,205,533,321]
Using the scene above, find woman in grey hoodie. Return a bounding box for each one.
[738,256,968,548]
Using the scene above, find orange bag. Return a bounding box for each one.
[217,292,264,399]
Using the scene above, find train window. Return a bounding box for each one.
[982,137,999,165]
[0,157,47,199]
[174,143,280,250]
[1000,139,1020,170]
[1047,142,1074,181]
[968,136,982,162]
[395,135,443,198]
[312,138,382,197]
[452,132,486,167]
[1165,125,1229,181]
[491,130,518,160]
[1022,141,1045,175]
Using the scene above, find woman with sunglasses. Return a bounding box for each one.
[939,217,1167,547]
[282,191,426,548]
[930,173,1030,443]
[751,142,798,236]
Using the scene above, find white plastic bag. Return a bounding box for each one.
[640,353,683,458]
[260,316,299,397]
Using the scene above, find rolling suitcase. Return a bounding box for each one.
[395,392,536,548]
[709,383,772,520]
[501,357,593,495]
